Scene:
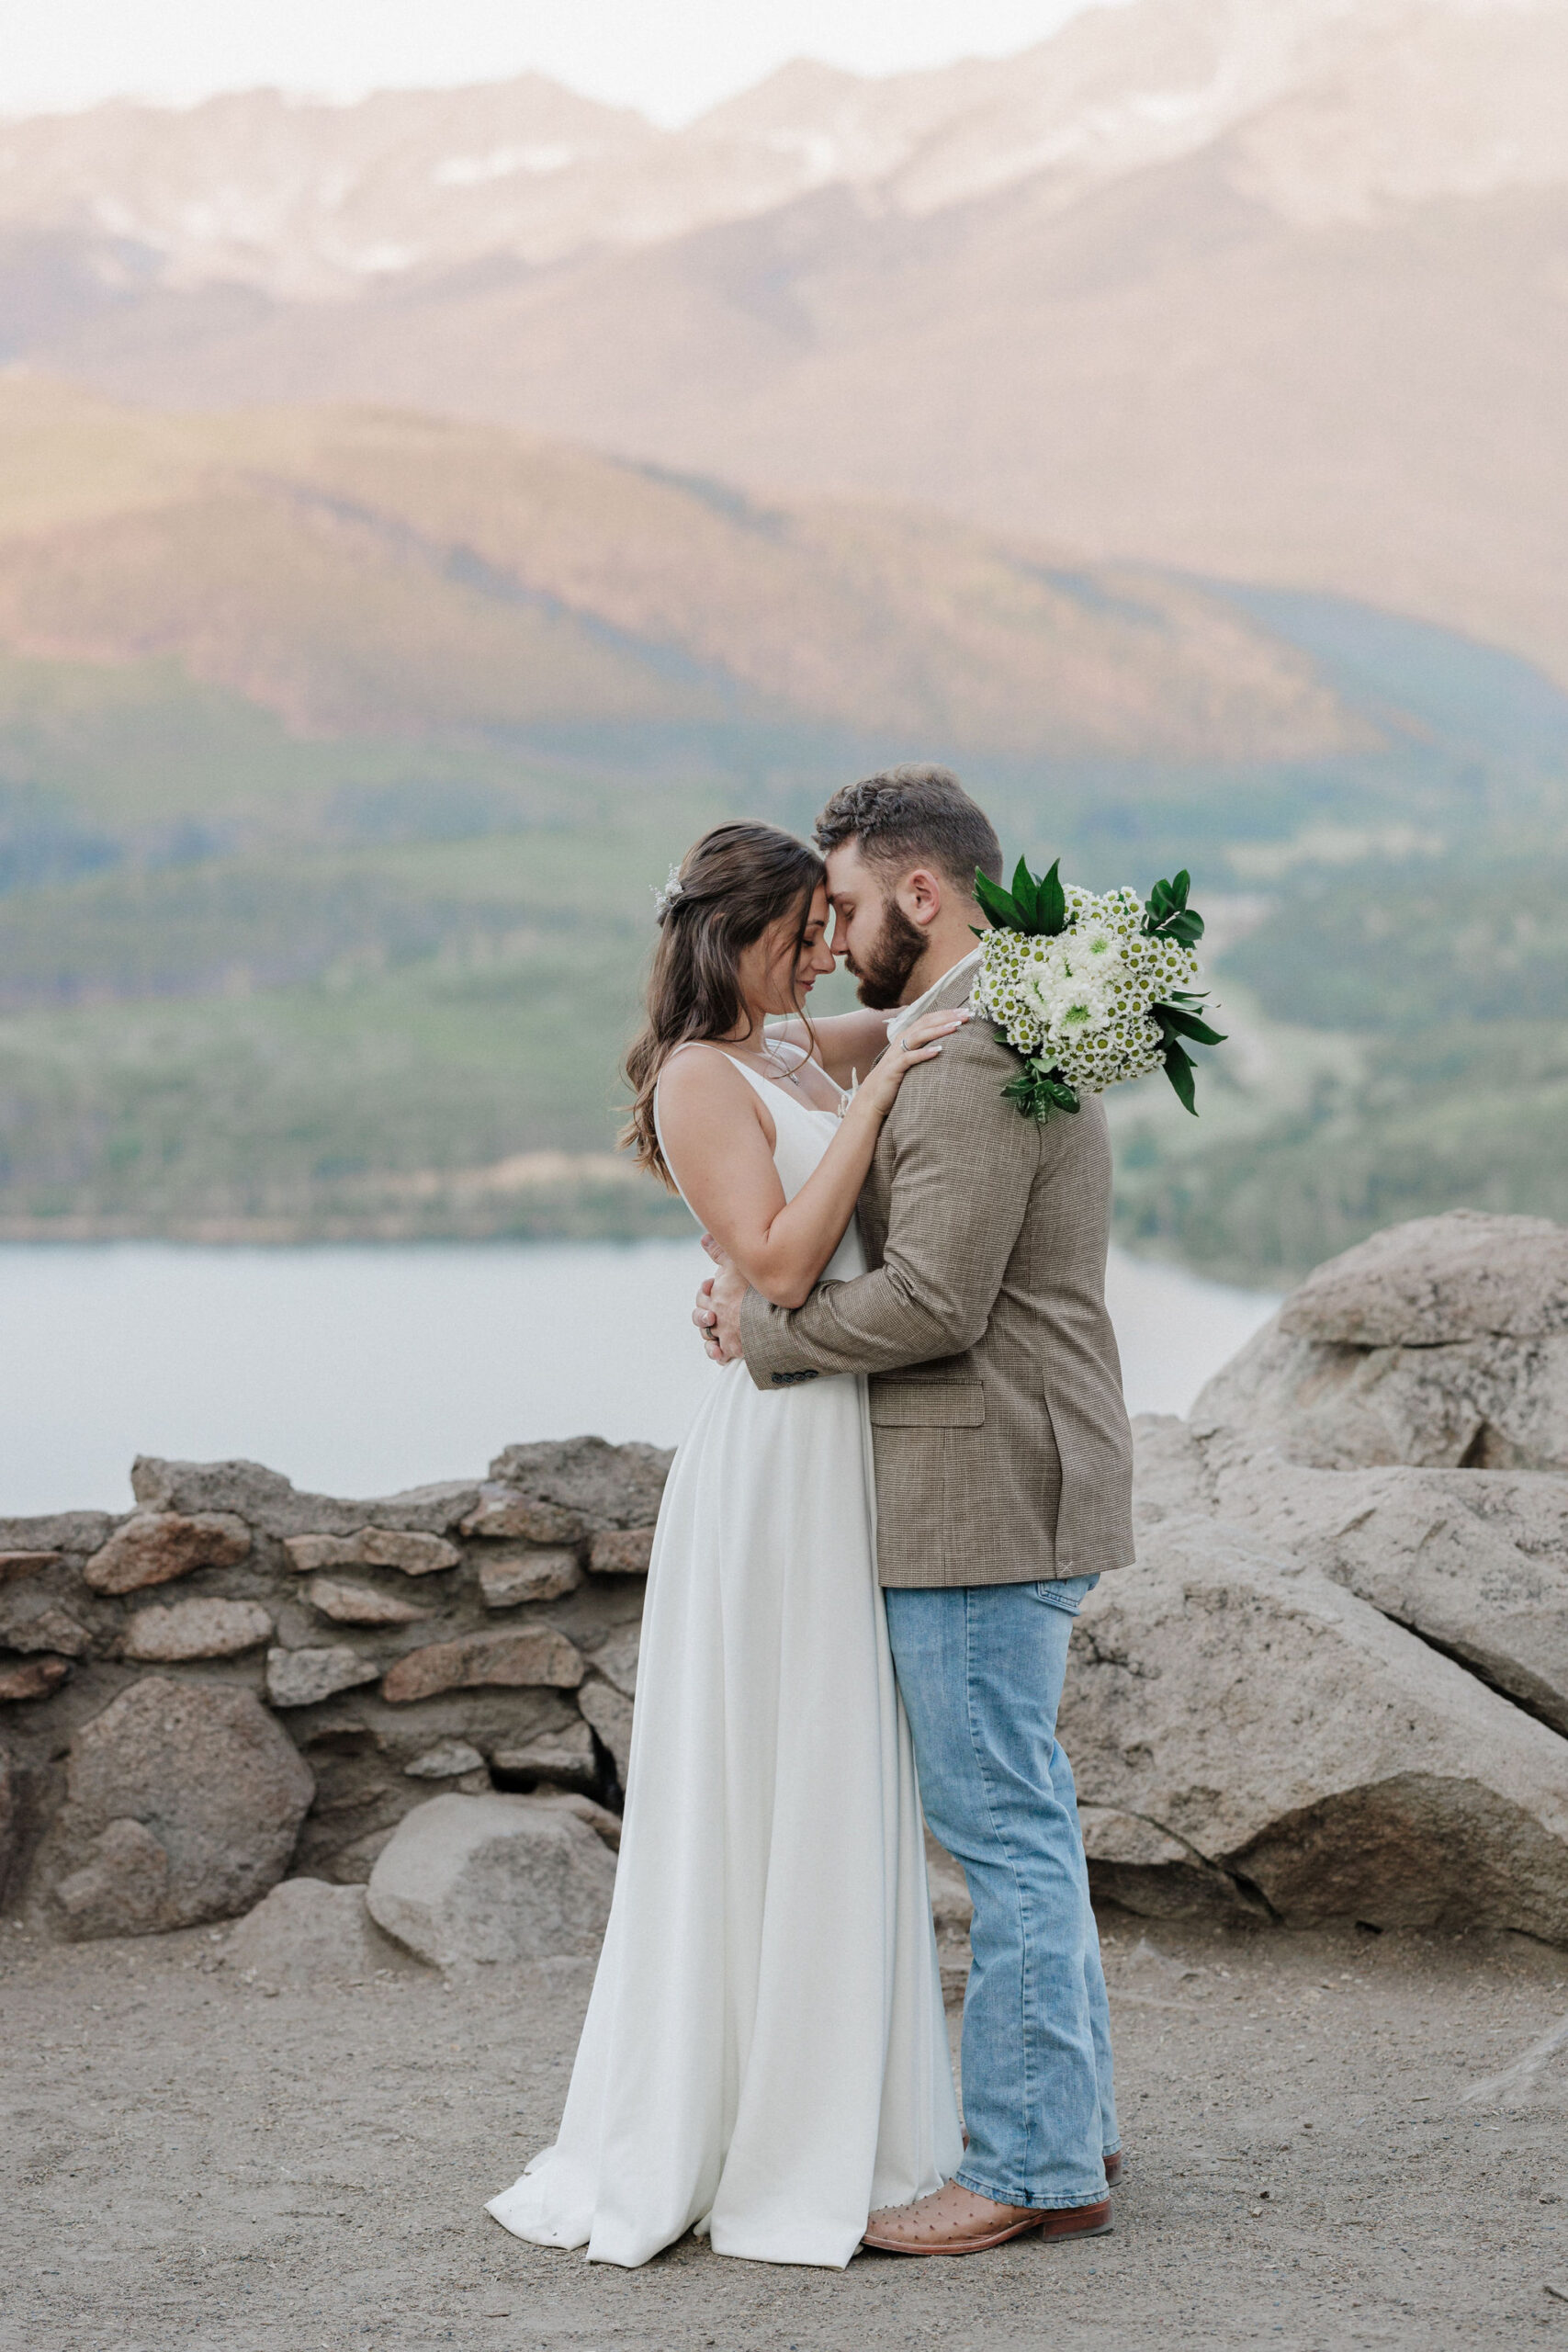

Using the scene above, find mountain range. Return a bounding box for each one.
[4,0,1567,683]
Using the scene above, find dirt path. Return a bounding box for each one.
[5,1906,1567,2351]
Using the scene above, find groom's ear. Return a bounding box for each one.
[897,867,944,929]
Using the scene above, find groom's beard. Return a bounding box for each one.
[847,896,927,1011]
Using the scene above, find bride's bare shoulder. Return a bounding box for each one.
[656,1044,775,1155]
[656,1044,751,1114]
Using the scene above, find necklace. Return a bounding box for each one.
[720,1033,837,1106]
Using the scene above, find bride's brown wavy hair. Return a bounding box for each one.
[622,820,826,1189]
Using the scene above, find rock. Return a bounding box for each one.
[1193,1216,1568,1474]
[403,1739,486,1779]
[0,1512,117,1556]
[535,1792,622,1850]
[1280,1210,1568,1348]
[1078,1805,1266,1920]
[1133,1417,1568,1739]
[590,1528,656,1576]
[460,1487,585,1547]
[380,1628,583,1704]
[306,1576,434,1625]
[283,1530,460,1577]
[265,1646,381,1708]
[324,1825,401,1883]
[1195,1319,1568,1474]
[224,1878,418,1984]
[477,1549,582,1608]
[591,1630,639,1698]
[488,1436,673,1531]
[0,1604,92,1657]
[121,1598,274,1661]
[55,1816,170,1935]
[924,1832,974,2001]
[0,1656,71,1702]
[577,1678,634,1787]
[491,1721,598,1788]
[48,1676,313,1939]
[0,1551,62,1583]
[84,1512,252,1595]
[366,1792,616,1966]
[0,1748,16,1905]
[131,1457,479,1538]
[1058,1519,1568,1939]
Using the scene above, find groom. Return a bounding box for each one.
[697,765,1135,2253]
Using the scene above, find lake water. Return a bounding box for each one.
[0,1240,1279,1516]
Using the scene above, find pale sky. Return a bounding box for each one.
[0,0,1117,127]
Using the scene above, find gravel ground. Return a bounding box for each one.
[5,1905,1568,2351]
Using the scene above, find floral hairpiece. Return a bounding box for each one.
[652,865,685,921]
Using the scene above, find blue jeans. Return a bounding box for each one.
[884,1576,1118,2211]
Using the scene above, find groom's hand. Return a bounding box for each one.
[693,1261,747,1363]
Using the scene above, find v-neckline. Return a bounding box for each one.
[716,1048,842,1120]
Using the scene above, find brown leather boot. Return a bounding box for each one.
[863,2179,1113,2256]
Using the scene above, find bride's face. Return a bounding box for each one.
[741,883,836,1017]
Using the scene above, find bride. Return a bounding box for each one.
[486,820,967,2267]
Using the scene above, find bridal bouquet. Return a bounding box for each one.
[971,857,1225,1122]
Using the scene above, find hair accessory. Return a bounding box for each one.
[652,865,685,921]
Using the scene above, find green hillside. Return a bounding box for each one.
[0,390,1564,1269]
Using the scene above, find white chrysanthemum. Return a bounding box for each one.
[971,876,1205,1101]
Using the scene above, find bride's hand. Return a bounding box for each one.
[854,1008,969,1119]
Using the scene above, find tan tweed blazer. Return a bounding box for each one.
[739,964,1135,1588]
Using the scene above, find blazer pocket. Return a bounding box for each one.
[869,1381,986,1428]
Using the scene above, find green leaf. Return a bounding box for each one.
[1037,857,1067,936]
[1158,1004,1227,1046]
[1160,1035,1199,1116]
[1010,855,1042,927]
[1000,1055,1079,1123]
[1144,871,1203,944]
[975,868,1024,931]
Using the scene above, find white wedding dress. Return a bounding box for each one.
[486,1047,961,2267]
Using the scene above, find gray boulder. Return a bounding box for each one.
[1193,1212,1568,1474]
[366,1792,616,1965]
[121,1598,273,1660]
[577,1678,634,1787]
[84,1511,252,1594]
[130,1457,479,1537]
[1134,1415,1568,1737]
[225,1877,418,1984]
[0,1747,15,1906]
[46,1677,313,1939]
[1059,1520,1568,1938]
[265,1645,380,1708]
[1279,1209,1568,1347]
[0,1512,117,1559]
[491,1721,599,1788]
[487,1437,673,1532]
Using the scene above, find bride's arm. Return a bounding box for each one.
[654,1012,966,1310]
[767,1009,892,1091]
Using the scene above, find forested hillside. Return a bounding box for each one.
[0,389,1563,1271]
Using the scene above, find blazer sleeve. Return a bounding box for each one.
[739,1025,1041,1389]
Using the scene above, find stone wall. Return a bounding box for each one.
[7,1207,1568,1959]
[0,1436,669,1939]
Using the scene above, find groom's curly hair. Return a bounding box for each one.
[814,765,1002,893]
